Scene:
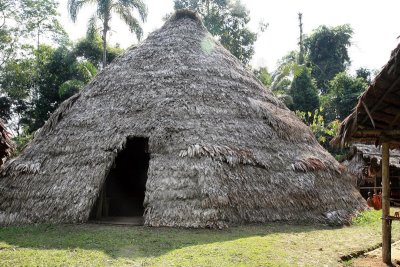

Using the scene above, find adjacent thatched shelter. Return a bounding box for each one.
[332,41,400,264]
[343,144,400,201]
[0,119,14,167]
[0,10,366,228]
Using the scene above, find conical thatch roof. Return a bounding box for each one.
[0,11,366,227]
[0,119,14,167]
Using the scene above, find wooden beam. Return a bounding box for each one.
[382,93,400,106]
[382,142,391,265]
[390,113,400,129]
[361,101,376,128]
[353,129,400,136]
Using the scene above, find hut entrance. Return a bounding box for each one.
[90,137,149,224]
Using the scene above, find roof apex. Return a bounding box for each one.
[169,9,203,25]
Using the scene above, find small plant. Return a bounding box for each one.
[352,209,381,226]
[295,107,339,146]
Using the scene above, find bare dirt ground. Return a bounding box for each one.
[352,241,400,267]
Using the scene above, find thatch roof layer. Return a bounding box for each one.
[0,120,14,166]
[0,10,366,227]
[346,144,400,169]
[343,144,400,186]
[332,43,400,147]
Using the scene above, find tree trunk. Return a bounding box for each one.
[298,13,304,65]
[382,142,391,265]
[102,18,108,69]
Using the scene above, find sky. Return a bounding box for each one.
[58,0,400,73]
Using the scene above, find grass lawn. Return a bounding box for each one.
[0,209,399,266]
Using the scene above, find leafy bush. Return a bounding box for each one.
[295,107,339,146]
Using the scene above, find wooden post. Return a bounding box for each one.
[382,142,391,264]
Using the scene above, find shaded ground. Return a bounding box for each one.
[0,209,399,266]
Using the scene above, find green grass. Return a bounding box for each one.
[0,209,398,266]
[352,208,383,226]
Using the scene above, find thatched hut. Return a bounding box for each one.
[0,10,366,228]
[343,144,400,202]
[0,119,14,167]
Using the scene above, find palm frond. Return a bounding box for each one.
[117,0,147,22]
[86,15,99,39]
[68,0,93,22]
[97,0,112,20]
[115,3,143,40]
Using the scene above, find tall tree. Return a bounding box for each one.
[305,24,353,93]
[174,0,257,65]
[27,45,97,132]
[20,0,65,50]
[356,67,373,85]
[298,13,304,65]
[323,72,367,121]
[0,0,20,68]
[289,66,319,114]
[68,0,147,68]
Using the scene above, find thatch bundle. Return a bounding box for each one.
[0,10,366,227]
[0,119,14,167]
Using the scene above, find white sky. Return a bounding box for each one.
[58,0,400,73]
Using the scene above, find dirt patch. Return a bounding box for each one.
[351,241,400,266]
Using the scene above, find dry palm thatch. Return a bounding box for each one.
[0,10,366,227]
[0,119,14,167]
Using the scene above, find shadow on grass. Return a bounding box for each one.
[0,222,339,261]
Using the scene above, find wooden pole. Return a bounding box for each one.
[382,142,391,264]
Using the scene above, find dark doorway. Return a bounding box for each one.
[90,137,150,220]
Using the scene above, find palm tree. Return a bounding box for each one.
[68,0,147,68]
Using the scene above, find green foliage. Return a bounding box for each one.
[296,108,339,147]
[271,51,299,91]
[26,45,96,132]
[0,58,34,101]
[11,131,33,156]
[254,67,272,87]
[72,61,97,83]
[0,0,100,136]
[305,24,353,93]
[289,66,319,113]
[253,66,295,106]
[58,79,84,100]
[324,72,368,121]
[0,44,96,133]
[174,0,257,65]
[0,57,34,128]
[0,0,20,67]
[351,209,382,226]
[20,0,68,47]
[74,30,123,68]
[356,67,373,85]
